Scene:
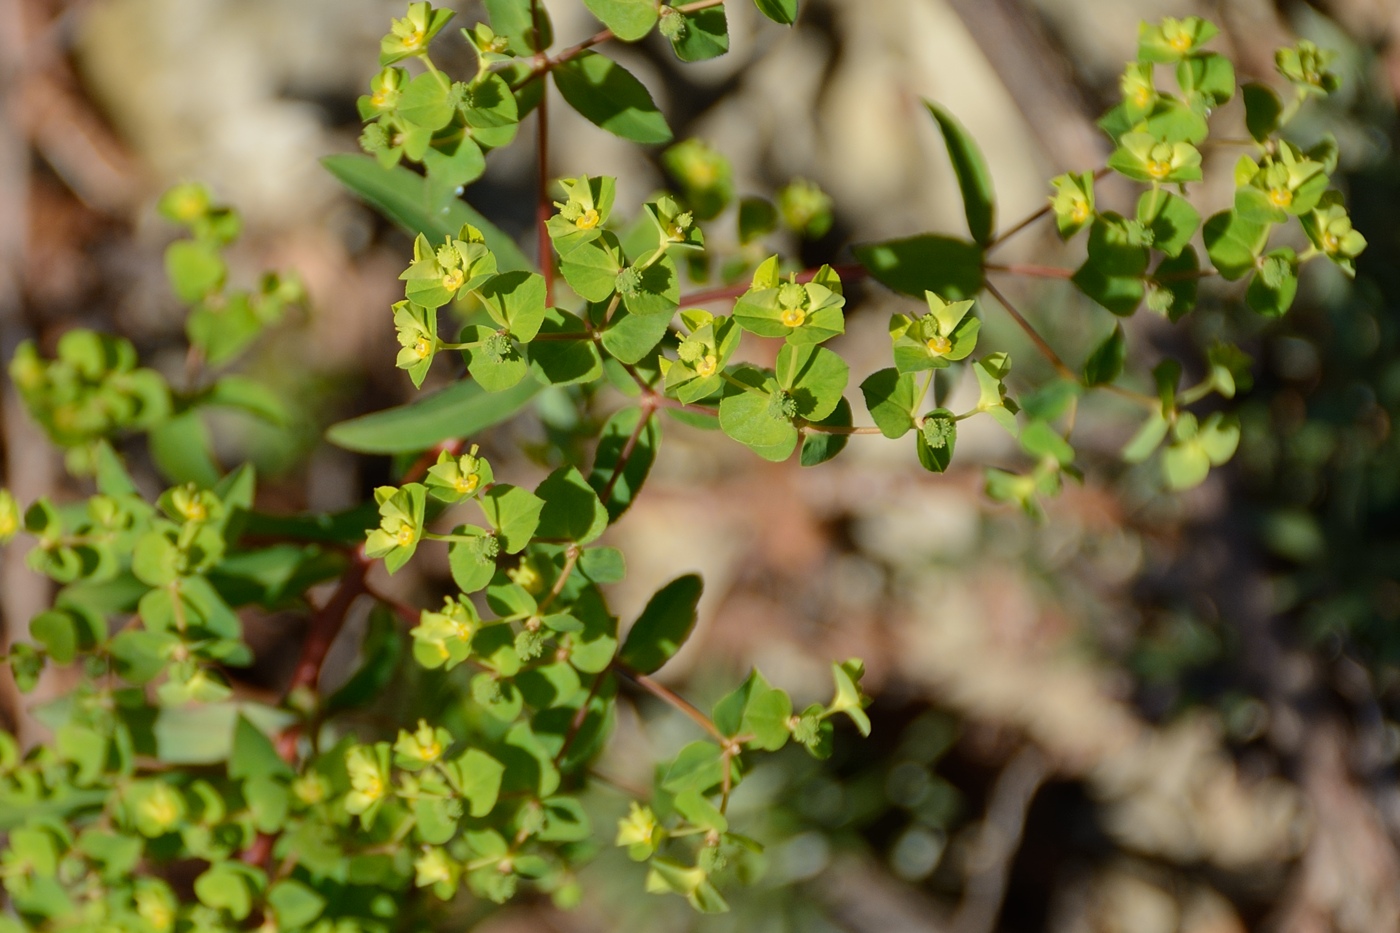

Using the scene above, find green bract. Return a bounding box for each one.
[889,291,979,373]
[1107,132,1203,184]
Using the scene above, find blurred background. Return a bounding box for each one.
[2,0,1400,929]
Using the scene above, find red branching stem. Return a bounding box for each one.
[678,262,868,307]
[614,662,726,742]
[982,279,1077,382]
[598,398,654,508]
[984,262,1075,280]
[532,0,554,307]
[287,550,371,695]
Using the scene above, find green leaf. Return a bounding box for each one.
[753,0,798,25]
[267,881,325,930]
[668,6,729,62]
[201,376,288,425]
[422,136,486,210]
[448,748,505,817]
[30,611,78,664]
[552,51,672,144]
[398,72,456,130]
[1082,325,1126,386]
[584,0,658,40]
[599,299,672,364]
[854,235,984,299]
[481,485,544,553]
[660,741,727,794]
[229,716,294,780]
[1245,247,1298,317]
[860,368,918,438]
[483,0,553,52]
[1242,82,1282,142]
[780,343,848,422]
[1149,247,1200,322]
[621,253,680,318]
[150,412,220,487]
[558,232,623,302]
[322,154,531,271]
[536,466,608,544]
[925,101,996,245]
[480,270,547,341]
[462,325,529,392]
[1137,190,1199,259]
[619,574,703,674]
[528,309,603,386]
[1203,209,1269,281]
[326,378,540,454]
[165,240,225,304]
[449,531,498,594]
[1071,262,1144,317]
[713,669,792,751]
[588,407,660,522]
[194,862,261,921]
[800,397,851,467]
[915,410,956,473]
[719,370,799,462]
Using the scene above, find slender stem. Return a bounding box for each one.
[287,551,370,695]
[615,662,726,742]
[1101,383,1160,408]
[984,262,1074,280]
[598,401,655,507]
[799,422,883,435]
[537,543,580,615]
[553,668,610,767]
[918,368,936,411]
[982,279,1077,382]
[528,0,555,307]
[678,262,867,307]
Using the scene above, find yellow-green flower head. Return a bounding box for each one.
[1109,132,1202,184]
[777,178,834,239]
[616,802,661,860]
[1137,16,1218,63]
[1049,172,1095,238]
[393,302,437,380]
[1303,198,1367,276]
[1249,143,1327,216]
[777,282,810,328]
[365,483,427,574]
[425,444,494,503]
[165,485,219,525]
[358,67,408,120]
[414,847,457,888]
[0,490,19,544]
[507,559,544,594]
[344,743,392,815]
[1277,40,1340,97]
[1119,63,1156,116]
[380,2,455,65]
[410,595,479,669]
[133,882,178,933]
[292,772,330,807]
[393,719,450,770]
[129,781,186,837]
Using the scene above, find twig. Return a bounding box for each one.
[536,543,580,614]
[800,422,884,436]
[553,668,610,767]
[982,279,1076,382]
[598,400,655,507]
[951,746,1049,933]
[614,662,726,743]
[984,262,1074,280]
[532,0,554,307]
